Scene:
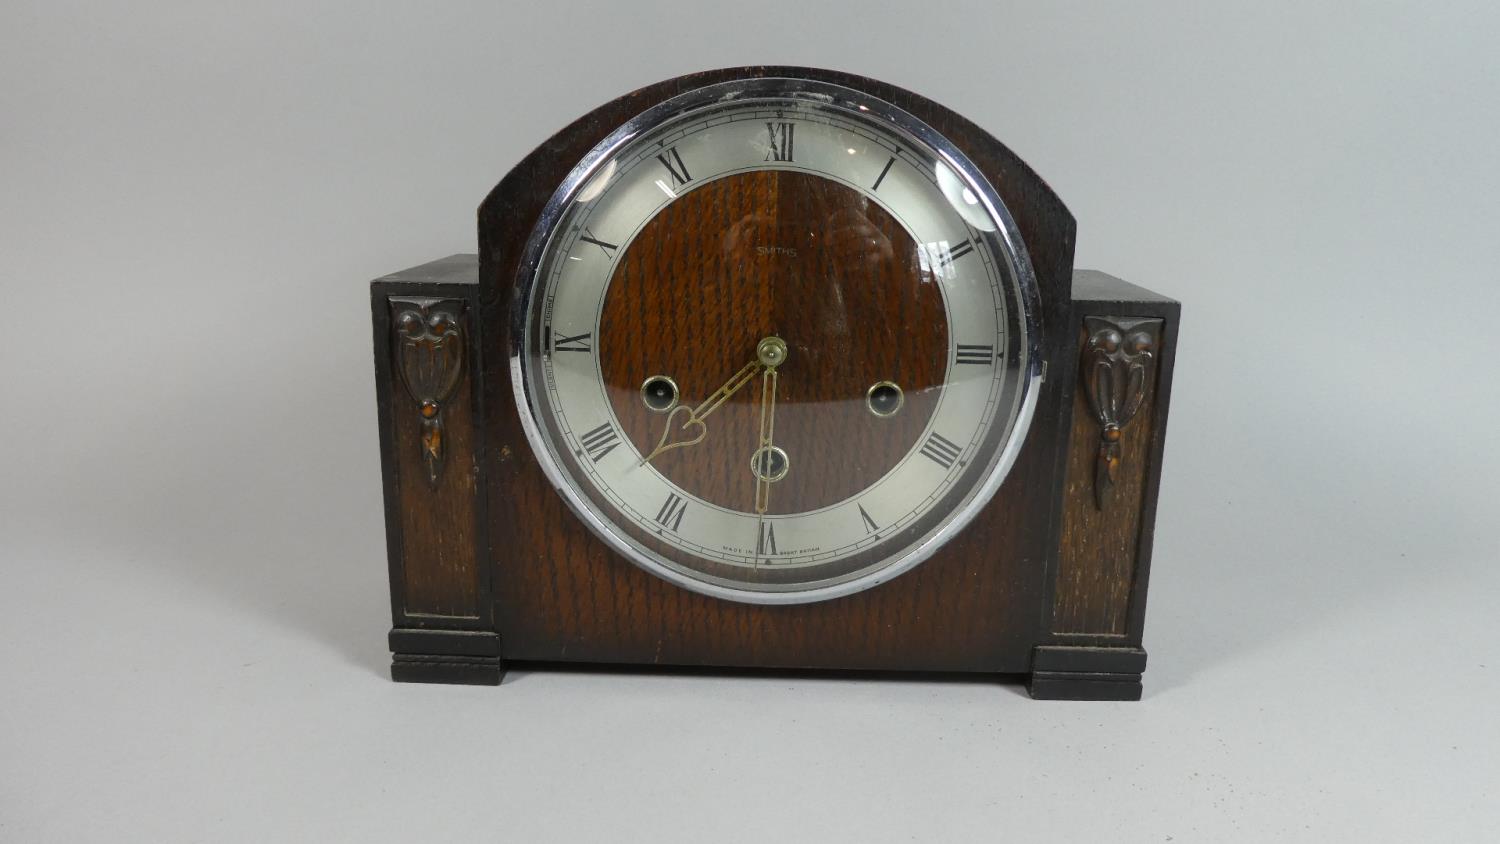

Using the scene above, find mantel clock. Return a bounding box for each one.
[368,67,1179,700]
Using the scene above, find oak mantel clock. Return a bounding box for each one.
[368,67,1179,700]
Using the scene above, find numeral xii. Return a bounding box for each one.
[764,122,794,162]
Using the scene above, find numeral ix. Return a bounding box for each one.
[552,331,592,354]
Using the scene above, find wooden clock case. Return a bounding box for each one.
[369,66,1179,700]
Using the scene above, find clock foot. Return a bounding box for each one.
[1027,645,1145,701]
[388,628,505,686]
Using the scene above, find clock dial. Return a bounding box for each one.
[514,79,1040,603]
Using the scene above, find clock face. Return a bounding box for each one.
[512,78,1041,604]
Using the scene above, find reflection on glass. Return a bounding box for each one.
[936,161,997,232]
[576,159,617,203]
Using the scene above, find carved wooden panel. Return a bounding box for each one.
[1053,318,1162,635]
[386,296,480,618]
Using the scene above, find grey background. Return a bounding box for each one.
[3,1,1496,840]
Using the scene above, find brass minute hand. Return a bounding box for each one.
[640,358,762,465]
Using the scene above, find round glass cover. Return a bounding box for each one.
[512,78,1042,604]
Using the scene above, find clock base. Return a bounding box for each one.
[1027,646,1147,701]
[389,629,505,686]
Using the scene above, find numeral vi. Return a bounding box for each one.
[758,521,777,556]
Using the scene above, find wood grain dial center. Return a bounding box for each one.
[598,170,948,514]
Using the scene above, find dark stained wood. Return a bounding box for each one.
[392,329,480,616]
[1052,324,1159,635]
[1028,671,1143,701]
[389,629,502,685]
[371,271,488,624]
[1042,271,1180,664]
[599,170,946,516]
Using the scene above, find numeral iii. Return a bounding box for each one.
[955,344,994,366]
[919,432,963,470]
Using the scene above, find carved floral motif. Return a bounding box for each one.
[391,298,465,488]
[1080,316,1162,510]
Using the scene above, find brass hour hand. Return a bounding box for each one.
[640,359,761,465]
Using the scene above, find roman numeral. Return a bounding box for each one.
[757,521,777,556]
[919,238,974,279]
[764,122,794,162]
[553,331,592,353]
[955,344,994,366]
[579,228,617,259]
[858,504,879,534]
[655,493,687,532]
[578,423,620,463]
[919,432,963,470]
[656,146,692,186]
[872,154,897,191]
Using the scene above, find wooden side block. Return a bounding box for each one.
[371,262,487,625]
[1052,314,1165,636]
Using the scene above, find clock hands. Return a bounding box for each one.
[751,337,788,565]
[751,337,786,515]
[639,356,762,466]
[638,336,790,564]
[638,336,789,465]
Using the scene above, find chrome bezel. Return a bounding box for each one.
[509,77,1044,605]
